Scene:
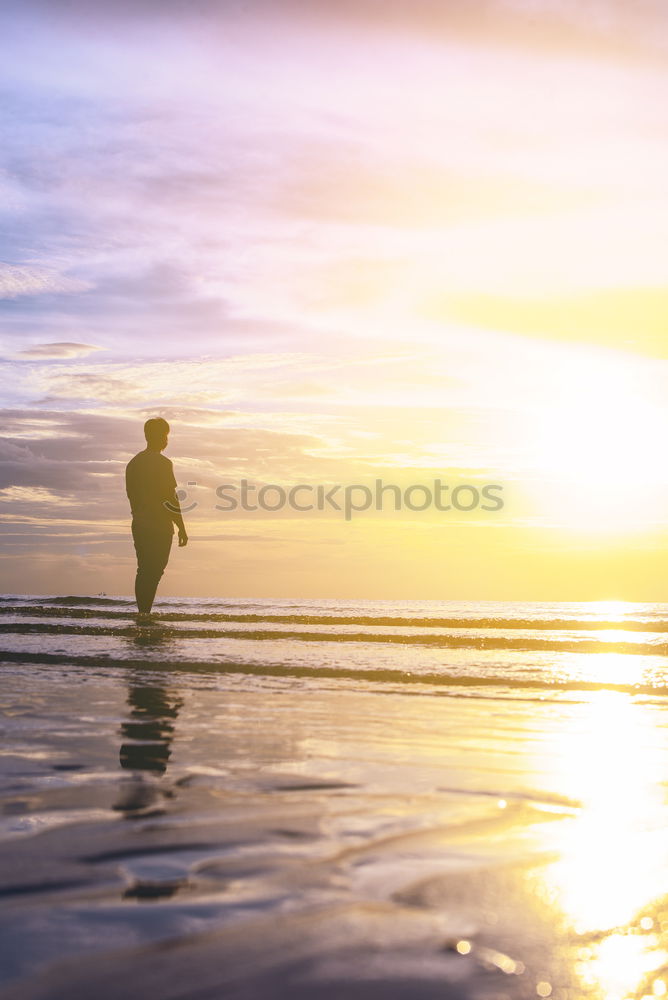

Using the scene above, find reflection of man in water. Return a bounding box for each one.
[119,682,183,775]
[115,679,184,828]
[125,418,188,620]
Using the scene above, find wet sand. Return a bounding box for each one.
[3,654,668,999]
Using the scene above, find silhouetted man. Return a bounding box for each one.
[126,418,188,620]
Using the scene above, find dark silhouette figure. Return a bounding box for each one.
[125,417,188,618]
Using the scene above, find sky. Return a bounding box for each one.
[2,0,668,599]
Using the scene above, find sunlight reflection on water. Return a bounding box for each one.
[539,690,668,999]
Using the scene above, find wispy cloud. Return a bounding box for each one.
[14,341,103,359]
[0,264,90,300]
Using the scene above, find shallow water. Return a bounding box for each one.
[2,597,668,998]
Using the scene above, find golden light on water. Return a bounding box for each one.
[548,650,658,689]
[578,650,652,685]
[586,601,640,618]
[577,933,665,1000]
[587,630,648,646]
[540,690,668,997]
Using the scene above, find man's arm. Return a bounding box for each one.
[166,463,188,547]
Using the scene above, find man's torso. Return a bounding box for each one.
[125,450,176,533]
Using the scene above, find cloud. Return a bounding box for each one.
[0,485,72,505]
[431,288,668,359]
[0,264,90,300]
[3,0,668,59]
[1,0,666,375]
[15,341,103,359]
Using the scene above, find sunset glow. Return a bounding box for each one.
[2,0,668,598]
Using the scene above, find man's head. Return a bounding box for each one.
[144,417,170,452]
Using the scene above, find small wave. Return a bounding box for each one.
[0,596,134,608]
[2,649,668,697]
[1,605,667,632]
[3,621,668,656]
[41,596,135,607]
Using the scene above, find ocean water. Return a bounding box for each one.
[3,594,668,695]
[3,596,668,999]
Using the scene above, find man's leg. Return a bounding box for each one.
[132,524,173,614]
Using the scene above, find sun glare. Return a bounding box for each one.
[527,352,668,535]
